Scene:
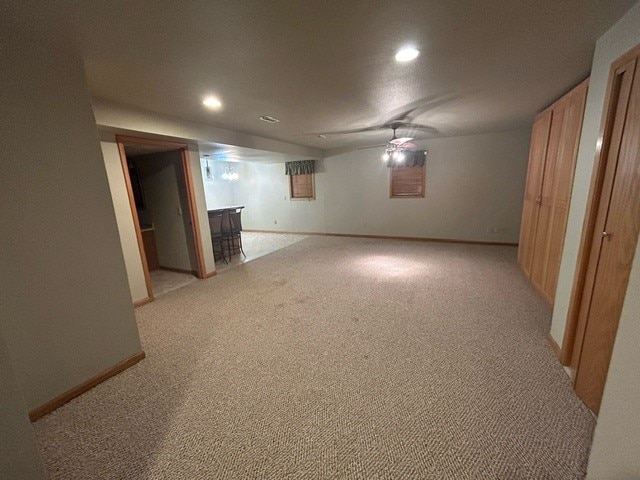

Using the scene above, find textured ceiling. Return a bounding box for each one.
[198,143,303,164]
[5,0,637,152]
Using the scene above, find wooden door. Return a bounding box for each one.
[530,101,568,297]
[518,110,552,276]
[539,81,589,302]
[573,56,640,413]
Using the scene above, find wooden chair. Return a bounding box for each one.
[207,210,227,264]
[221,207,245,258]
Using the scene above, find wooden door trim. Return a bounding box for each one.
[179,147,207,279]
[116,135,189,149]
[116,135,208,301]
[560,50,639,367]
[116,141,154,305]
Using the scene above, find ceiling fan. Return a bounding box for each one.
[308,93,454,142]
[386,122,417,149]
[379,123,425,163]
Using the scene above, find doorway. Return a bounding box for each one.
[563,44,640,414]
[116,136,207,304]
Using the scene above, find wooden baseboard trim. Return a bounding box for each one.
[159,266,198,276]
[548,335,562,362]
[29,351,146,422]
[134,297,153,308]
[203,270,217,279]
[243,229,518,247]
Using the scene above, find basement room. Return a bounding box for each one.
[2,1,640,479]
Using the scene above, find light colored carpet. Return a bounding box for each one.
[150,269,197,298]
[34,236,595,479]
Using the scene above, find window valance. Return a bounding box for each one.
[285,160,315,175]
[387,150,427,168]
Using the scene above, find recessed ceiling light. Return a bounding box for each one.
[395,46,420,62]
[259,115,280,123]
[202,96,222,110]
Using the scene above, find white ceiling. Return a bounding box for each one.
[198,142,303,164]
[5,0,637,152]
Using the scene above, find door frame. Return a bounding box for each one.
[116,135,208,306]
[560,43,640,368]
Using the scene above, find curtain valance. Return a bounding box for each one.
[285,160,315,175]
[387,150,427,168]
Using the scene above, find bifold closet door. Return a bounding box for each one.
[530,100,568,298]
[574,56,640,414]
[518,110,552,276]
[533,81,589,302]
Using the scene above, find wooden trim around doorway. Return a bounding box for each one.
[180,147,207,279]
[117,141,154,305]
[116,136,209,305]
[560,46,640,366]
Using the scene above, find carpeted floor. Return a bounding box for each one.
[34,236,595,479]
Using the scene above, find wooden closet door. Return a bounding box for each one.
[530,100,568,298]
[518,110,552,276]
[540,81,589,302]
[574,57,640,413]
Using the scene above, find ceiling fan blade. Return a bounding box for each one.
[356,143,388,150]
[390,137,414,145]
[400,123,439,134]
[308,125,383,136]
[382,93,457,124]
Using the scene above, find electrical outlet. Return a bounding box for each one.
[274,220,278,225]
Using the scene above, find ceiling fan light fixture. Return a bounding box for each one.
[382,152,390,162]
[395,46,420,62]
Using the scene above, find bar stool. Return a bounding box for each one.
[221,207,245,259]
[207,210,227,264]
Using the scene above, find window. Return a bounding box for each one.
[290,173,315,200]
[390,165,425,198]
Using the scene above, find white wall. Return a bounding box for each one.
[102,137,149,303]
[208,130,531,243]
[548,2,640,477]
[200,159,236,208]
[135,151,195,271]
[0,22,141,414]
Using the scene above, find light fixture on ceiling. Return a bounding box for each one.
[395,46,420,62]
[203,154,213,181]
[383,144,409,163]
[259,115,280,123]
[381,124,413,163]
[221,165,239,182]
[202,96,223,110]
